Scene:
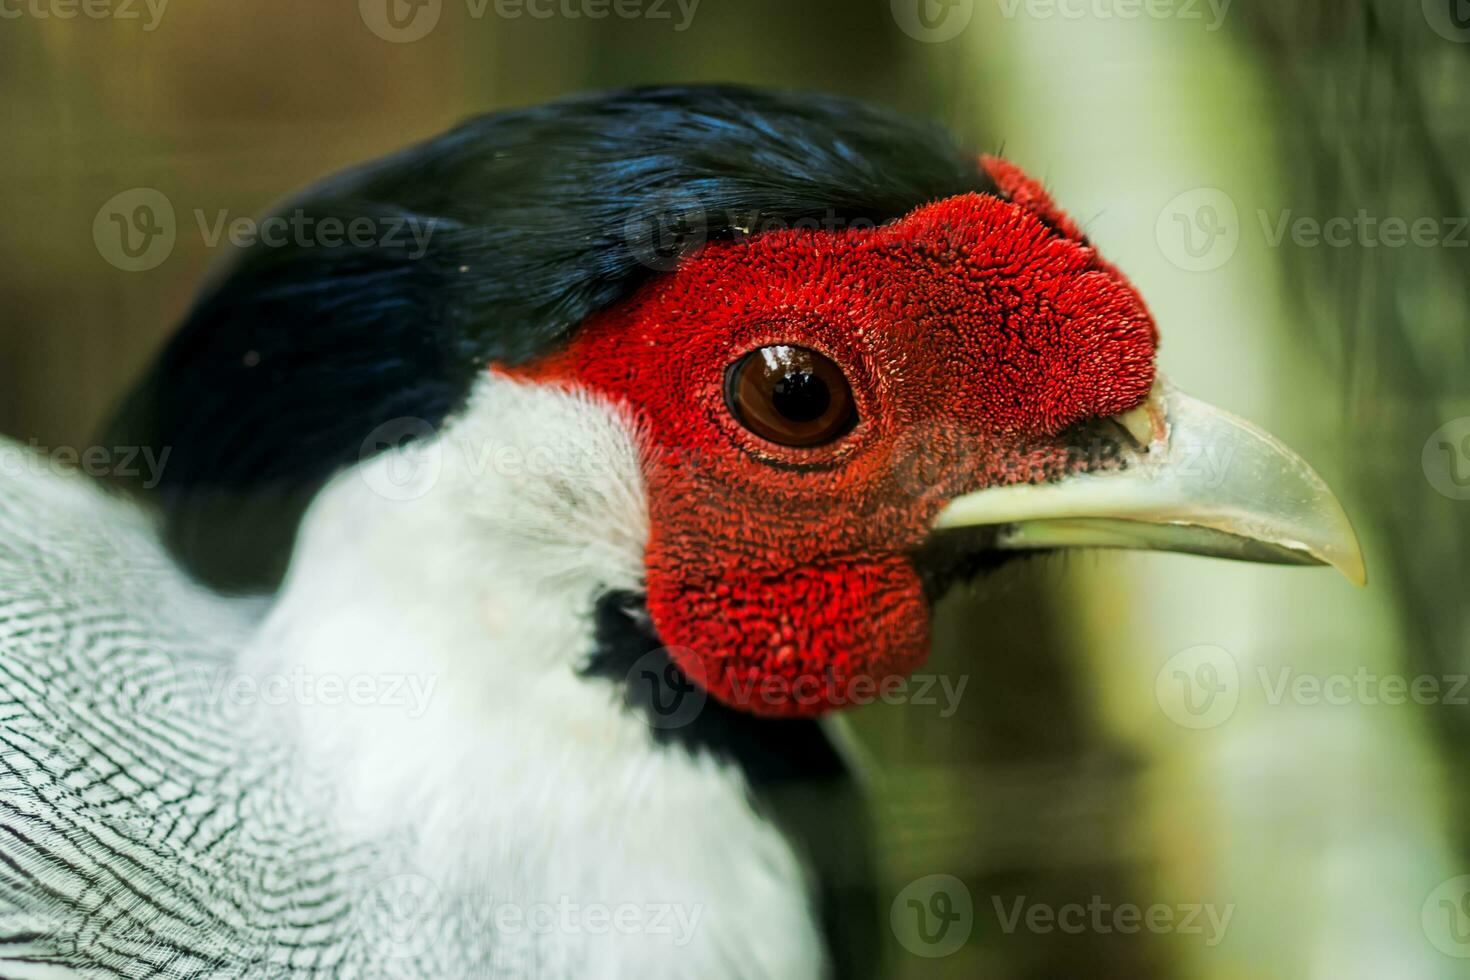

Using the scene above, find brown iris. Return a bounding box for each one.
[725,345,857,448]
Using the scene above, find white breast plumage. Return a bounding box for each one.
[0,375,825,978]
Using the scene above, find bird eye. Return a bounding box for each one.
[725,345,857,448]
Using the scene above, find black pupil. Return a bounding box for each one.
[771,371,831,423]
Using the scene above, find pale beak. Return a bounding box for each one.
[932,377,1367,585]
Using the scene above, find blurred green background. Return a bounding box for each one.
[2,1,1467,977]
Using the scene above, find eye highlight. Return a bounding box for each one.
[725,345,857,448]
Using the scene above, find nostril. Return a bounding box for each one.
[1110,406,1153,451]
[1107,383,1167,452]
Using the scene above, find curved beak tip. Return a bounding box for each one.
[1322,512,1368,587]
[932,378,1370,587]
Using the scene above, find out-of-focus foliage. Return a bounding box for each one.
[1244,0,1470,812]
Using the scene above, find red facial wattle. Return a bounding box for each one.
[507,159,1158,718]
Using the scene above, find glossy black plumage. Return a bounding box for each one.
[104,84,1001,590]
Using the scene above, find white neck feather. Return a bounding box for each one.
[244,374,652,832]
[239,374,823,978]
